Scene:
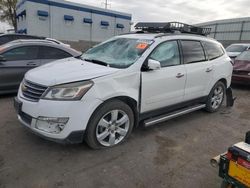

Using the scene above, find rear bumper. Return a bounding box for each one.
[232,74,250,85]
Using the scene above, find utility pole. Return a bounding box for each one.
[102,0,110,9]
[105,0,108,9]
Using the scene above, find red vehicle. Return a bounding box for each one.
[232,50,250,85]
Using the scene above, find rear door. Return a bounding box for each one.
[0,46,40,92]
[181,40,214,101]
[141,40,186,113]
[38,46,72,65]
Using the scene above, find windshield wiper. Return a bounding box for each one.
[84,58,109,67]
[75,54,83,59]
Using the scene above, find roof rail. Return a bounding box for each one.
[134,22,211,36]
[8,39,54,44]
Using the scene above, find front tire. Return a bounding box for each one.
[205,81,226,113]
[85,100,134,149]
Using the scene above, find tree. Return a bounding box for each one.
[0,0,18,32]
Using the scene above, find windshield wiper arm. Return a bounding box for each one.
[84,58,109,66]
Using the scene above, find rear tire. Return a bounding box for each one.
[85,100,134,149]
[205,81,226,113]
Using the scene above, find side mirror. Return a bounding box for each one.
[148,59,161,70]
[0,55,6,62]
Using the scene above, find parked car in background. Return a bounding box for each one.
[226,43,250,59]
[0,40,81,94]
[232,50,250,85]
[0,34,45,46]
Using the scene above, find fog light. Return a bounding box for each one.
[248,73,250,76]
[35,117,69,134]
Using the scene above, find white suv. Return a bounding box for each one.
[14,23,234,149]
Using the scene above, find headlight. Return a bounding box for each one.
[42,80,94,100]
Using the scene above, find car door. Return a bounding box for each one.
[141,40,186,113]
[38,46,72,65]
[0,46,40,92]
[180,40,214,101]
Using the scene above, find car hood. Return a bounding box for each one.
[227,52,241,58]
[25,57,120,86]
[233,60,250,71]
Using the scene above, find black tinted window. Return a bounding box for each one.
[39,46,71,59]
[181,40,205,64]
[149,41,180,67]
[203,41,224,60]
[21,35,43,39]
[2,46,39,61]
[0,36,11,45]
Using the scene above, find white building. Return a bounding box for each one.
[197,17,250,47]
[16,0,132,43]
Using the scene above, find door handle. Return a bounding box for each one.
[26,62,37,66]
[206,67,213,73]
[176,73,184,78]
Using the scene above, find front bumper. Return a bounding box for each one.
[14,90,103,143]
[18,114,85,144]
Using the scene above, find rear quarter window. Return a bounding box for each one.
[203,41,224,60]
[39,46,72,59]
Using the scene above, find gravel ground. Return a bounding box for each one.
[0,85,249,188]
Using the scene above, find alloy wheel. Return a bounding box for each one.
[96,109,130,147]
[211,85,224,110]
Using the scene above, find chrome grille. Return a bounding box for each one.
[21,80,48,102]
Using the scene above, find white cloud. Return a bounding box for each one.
[67,0,250,25]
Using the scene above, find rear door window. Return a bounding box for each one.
[181,40,206,64]
[39,46,71,59]
[203,41,224,60]
[2,46,39,61]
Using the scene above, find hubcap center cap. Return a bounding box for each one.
[110,124,116,131]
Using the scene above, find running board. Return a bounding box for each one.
[143,104,206,127]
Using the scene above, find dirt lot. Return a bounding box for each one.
[0,86,250,188]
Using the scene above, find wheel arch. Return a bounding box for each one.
[218,78,227,88]
[87,96,139,132]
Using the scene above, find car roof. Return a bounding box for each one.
[0,33,44,38]
[228,43,250,46]
[0,40,81,56]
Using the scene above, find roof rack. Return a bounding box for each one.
[134,22,211,36]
